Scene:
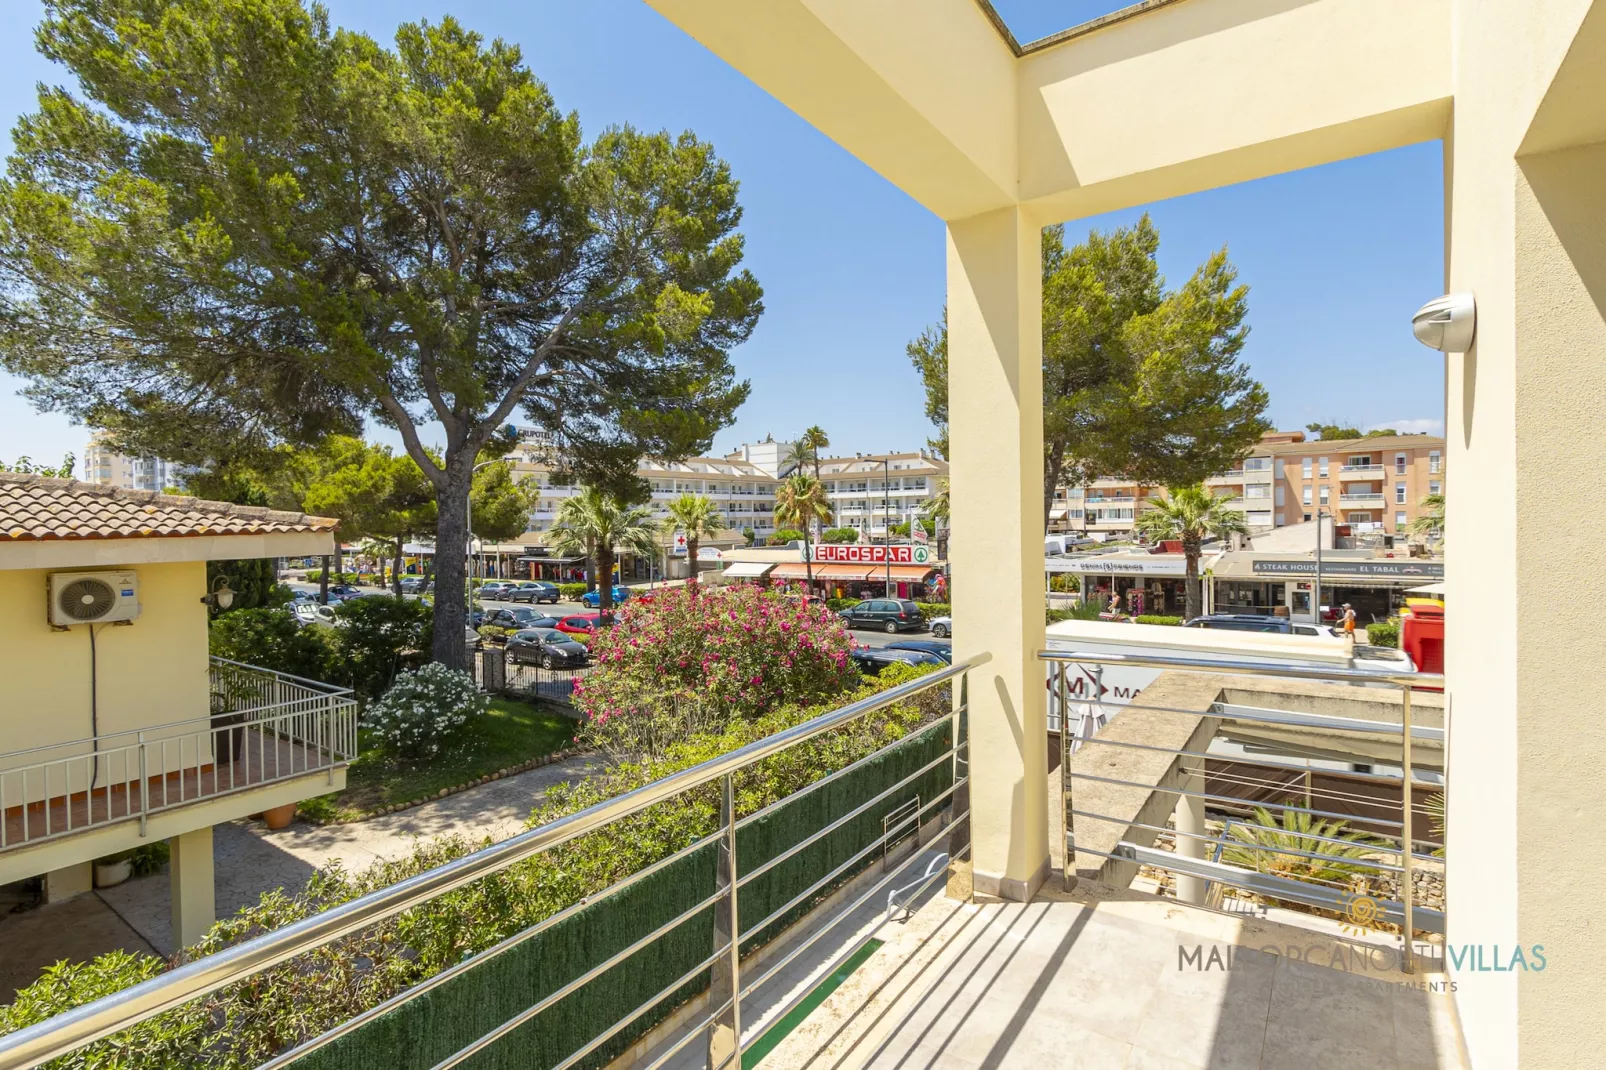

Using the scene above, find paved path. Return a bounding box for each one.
[92,750,610,958]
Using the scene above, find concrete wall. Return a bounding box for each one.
[0,562,210,781]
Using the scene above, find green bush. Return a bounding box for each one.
[95,841,170,877]
[767,528,806,545]
[1134,615,1183,626]
[208,608,333,681]
[820,527,858,544]
[367,663,489,762]
[477,625,509,641]
[303,569,358,584]
[5,669,950,1069]
[825,597,860,611]
[1048,573,1080,593]
[558,582,588,600]
[1367,620,1400,647]
[330,596,435,701]
[913,601,950,618]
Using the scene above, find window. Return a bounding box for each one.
[1302,458,1313,479]
[1430,481,1442,495]
[1429,450,1441,474]
[1244,457,1272,472]
[1275,512,1285,526]
[1275,459,1285,478]
[1303,512,1312,522]
[1302,486,1312,505]
[1350,455,1372,468]
[1395,483,1407,504]
[1318,457,1329,478]
[1275,486,1285,506]
[1395,453,1407,475]
[1319,486,1330,504]
[1396,511,1407,529]
[1246,485,1270,498]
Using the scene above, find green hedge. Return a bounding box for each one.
[825,597,859,611]
[913,601,950,619]
[1134,615,1183,626]
[559,582,588,599]
[1367,620,1400,647]
[304,569,359,584]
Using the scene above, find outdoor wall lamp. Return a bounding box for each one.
[201,576,235,610]
[1411,292,1476,353]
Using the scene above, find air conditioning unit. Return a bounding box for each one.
[49,571,141,627]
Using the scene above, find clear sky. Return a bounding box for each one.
[0,0,1445,469]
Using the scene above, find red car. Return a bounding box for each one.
[554,612,604,636]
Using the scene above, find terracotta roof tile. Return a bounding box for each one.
[0,473,338,542]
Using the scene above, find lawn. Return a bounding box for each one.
[299,697,579,823]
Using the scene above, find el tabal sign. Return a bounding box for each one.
[1251,560,1444,579]
[811,544,933,565]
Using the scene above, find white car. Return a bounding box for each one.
[929,615,951,639]
[292,602,337,627]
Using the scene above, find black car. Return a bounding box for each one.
[482,607,559,630]
[886,639,953,664]
[507,581,561,605]
[849,647,946,676]
[838,599,926,634]
[506,628,590,669]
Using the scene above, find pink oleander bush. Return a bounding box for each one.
[574,585,858,755]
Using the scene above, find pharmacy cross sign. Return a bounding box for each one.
[811,544,932,565]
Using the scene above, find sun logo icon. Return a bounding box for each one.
[1340,891,1384,935]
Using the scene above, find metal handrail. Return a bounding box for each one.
[0,652,988,1070]
[1039,647,1443,690]
[209,656,355,696]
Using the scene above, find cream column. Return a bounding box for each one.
[169,825,215,948]
[1172,768,1207,905]
[948,206,1049,902]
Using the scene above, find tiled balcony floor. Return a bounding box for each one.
[761,879,1466,1070]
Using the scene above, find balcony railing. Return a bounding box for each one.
[1340,492,1385,503]
[0,656,984,1070]
[0,659,357,853]
[1341,464,1385,474]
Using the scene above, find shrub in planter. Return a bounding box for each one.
[1134,615,1183,627]
[558,582,588,600]
[574,585,858,756]
[913,601,950,619]
[367,663,489,762]
[208,608,334,681]
[1367,620,1400,648]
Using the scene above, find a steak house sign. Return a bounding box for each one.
[1252,560,1444,579]
[811,544,933,565]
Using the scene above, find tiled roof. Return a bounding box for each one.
[0,473,338,542]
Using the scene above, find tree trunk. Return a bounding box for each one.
[687,535,700,584]
[597,545,615,617]
[318,555,330,605]
[1184,536,1203,621]
[392,535,404,598]
[1044,452,1066,531]
[333,542,343,587]
[430,470,472,668]
[802,525,815,594]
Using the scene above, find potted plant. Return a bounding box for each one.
[93,841,171,887]
[262,803,297,830]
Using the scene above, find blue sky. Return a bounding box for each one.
[0,0,1445,468]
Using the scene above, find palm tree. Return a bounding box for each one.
[545,487,659,615]
[662,493,724,584]
[783,426,833,526]
[1221,806,1379,904]
[774,472,833,593]
[1132,484,1248,619]
[1411,492,1445,542]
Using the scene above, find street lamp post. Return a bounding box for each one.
[1314,507,1330,624]
[883,458,893,597]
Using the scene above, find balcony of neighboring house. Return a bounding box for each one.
[1341,491,1387,504]
[0,659,357,866]
[1341,463,1386,475]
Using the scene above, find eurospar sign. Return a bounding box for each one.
[811,544,933,565]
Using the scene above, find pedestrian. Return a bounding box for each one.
[1341,603,1357,638]
[1108,590,1123,619]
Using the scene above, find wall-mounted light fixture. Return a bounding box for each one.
[1411,292,1476,353]
[201,576,235,610]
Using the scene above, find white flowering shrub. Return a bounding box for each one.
[366,663,488,761]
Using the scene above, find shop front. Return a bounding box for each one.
[768,544,943,599]
[1209,554,1445,623]
[1070,554,1195,617]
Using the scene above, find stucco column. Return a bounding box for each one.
[1172,765,1207,906]
[169,825,215,949]
[43,862,93,904]
[947,206,1049,902]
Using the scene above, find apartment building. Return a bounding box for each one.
[814,452,947,539]
[1209,430,1446,536]
[82,432,183,493]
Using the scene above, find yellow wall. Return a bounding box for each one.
[0,562,210,758]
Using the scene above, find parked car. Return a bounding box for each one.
[849,647,946,675]
[579,585,630,609]
[1182,614,1338,637]
[463,625,481,650]
[481,607,553,631]
[554,613,604,637]
[927,615,952,639]
[399,576,427,594]
[292,602,337,627]
[838,598,926,634]
[886,638,952,664]
[325,583,360,597]
[507,581,561,605]
[506,628,590,669]
[477,581,516,601]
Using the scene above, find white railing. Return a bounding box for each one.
[0,660,356,852]
[1340,493,1385,503]
[1340,464,1385,474]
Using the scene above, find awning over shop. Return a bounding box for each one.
[884,565,937,581]
[769,562,873,581]
[720,561,774,579]
[517,555,586,565]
